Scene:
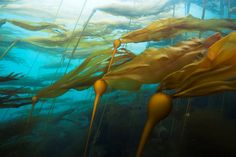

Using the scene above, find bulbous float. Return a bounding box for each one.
[136,92,172,157]
[107,39,121,72]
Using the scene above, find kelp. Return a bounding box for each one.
[25,29,112,48]
[6,19,67,32]
[103,33,221,91]
[120,15,236,43]
[159,32,236,97]
[0,73,33,108]
[35,48,135,99]
[0,40,18,60]
[0,72,23,82]
[0,97,32,108]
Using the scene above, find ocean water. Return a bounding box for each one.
[0,0,236,157]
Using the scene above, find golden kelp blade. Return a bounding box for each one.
[6,19,67,32]
[159,32,236,97]
[120,15,236,43]
[35,48,135,99]
[103,33,221,91]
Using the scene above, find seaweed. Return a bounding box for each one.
[35,48,135,99]
[0,72,23,82]
[0,40,18,60]
[157,32,236,97]
[6,19,67,32]
[136,32,236,157]
[120,15,236,43]
[103,33,221,90]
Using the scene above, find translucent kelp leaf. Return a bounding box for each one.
[159,32,236,97]
[36,48,135,98]
[6,19,67,32]
[120,15,236,43]
[103,33,221,91]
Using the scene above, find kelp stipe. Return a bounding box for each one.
[83,79,107,157]
[83,39,121,156]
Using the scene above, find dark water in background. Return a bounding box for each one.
[0,0,236,157]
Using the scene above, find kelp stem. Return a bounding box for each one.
[136,120,154,157]
[83,94,100,157]
[83,79,107,157]
[0,40,18,60]
[136,93,172,157]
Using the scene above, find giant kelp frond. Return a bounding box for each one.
[5,19,67,32]
[159,32,236,97]
[103,33,221,91]
[36,48,135,99]
[120,15,236,43]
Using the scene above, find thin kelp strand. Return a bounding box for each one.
[54,0,64,21]
[65,9,96,73]
[0,40,18,60]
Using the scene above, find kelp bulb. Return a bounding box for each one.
[94,79,107,96]
[113,39,121,49]
[136,92,172,157]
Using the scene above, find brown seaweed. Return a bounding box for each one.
[120,15,236,43]
[6,19,67,32]
[159,32,236,97]
[103,33,221,91]
[34,48,135,99]
[0,72,23,82]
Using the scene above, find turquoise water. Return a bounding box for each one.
[0,0,236,157]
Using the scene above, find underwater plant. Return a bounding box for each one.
[2,19,67,32]
[103,33,221,90]
[20,7,236,155]
[135,32,236,157]
[0,72,23,82]
[0,40,18,60]
[0,73,33,108]
[120,15,236,43]
[30,32,223,157]
[33,48,135,100]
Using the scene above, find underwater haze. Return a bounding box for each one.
[1,0,236,157]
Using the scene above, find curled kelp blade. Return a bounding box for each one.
[159,32,236,97]
[120,15,236,43]
[103,33,221,91]
[35,48,135,99]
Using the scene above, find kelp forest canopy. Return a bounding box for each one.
[0,0,236,108]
